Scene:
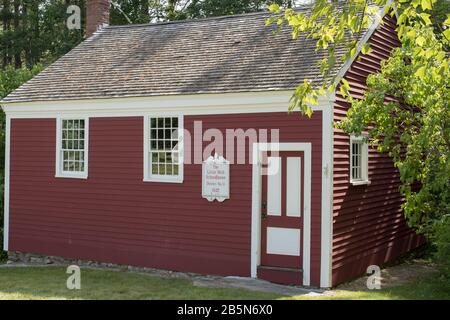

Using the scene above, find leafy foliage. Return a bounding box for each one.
[0,65,43,98]
[433,215,450,279]
[268,0,449,275]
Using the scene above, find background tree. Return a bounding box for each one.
[110,0,152,24]
[109,0,301,23]
[183,0,296,19]
[0,1,85,69]
[0,1,83,261]
[268,0,449,276]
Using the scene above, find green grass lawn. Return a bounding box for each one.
[0,266,448,300]
[288,275,450,300]
[0,267,280,300]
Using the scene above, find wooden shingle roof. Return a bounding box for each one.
[2,8,358,104]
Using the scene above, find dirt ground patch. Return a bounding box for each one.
[337,259,437,291]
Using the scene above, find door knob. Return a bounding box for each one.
[261,202,267,219]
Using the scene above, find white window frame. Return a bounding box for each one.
[143,115,184,183]
[55,117,89,179]
[350,135,369,185]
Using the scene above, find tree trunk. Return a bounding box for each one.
[167,0,178,21]
[141,0,149,19]
[22,1,31,68]
[2,0,12,67]
[13,0,22,68]
[30,0,39,66]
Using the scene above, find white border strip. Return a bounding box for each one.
[320,103,334,288]
[251,142,312,286]
[3,116,10,251]
[2,91,328,119]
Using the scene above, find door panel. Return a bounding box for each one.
[260,151,304,270]
[286,157,302,217]
[266,227,300,256]
[266,156,282,216]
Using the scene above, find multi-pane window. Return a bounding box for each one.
[351,141,362,180]
[57,118,88,178]
[145,116,183,182]
[350,136,369,184]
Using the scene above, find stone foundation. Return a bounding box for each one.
[7,251,196,279]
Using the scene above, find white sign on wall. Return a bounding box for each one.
[202,153,230,202]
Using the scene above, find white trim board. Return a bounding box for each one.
[3,116,11,251]
[251,142,312,286]
[320,102,334,288]
[2,91,329,119]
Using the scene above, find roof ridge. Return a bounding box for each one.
[104,5,312,30]
[105,11,270,30]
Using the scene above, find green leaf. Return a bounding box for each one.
[265,16,278,27]
[350,47,357,59]
[361,43,372,55]
[340,79,351,98]
[421,0,432,10]
[420,13,432,26]
[304,106,313,118]
[443,28,450,41]
[328,83,336,94]
[415,66,426,78]
[304,95,318,105]
[411,0,421,8]
[268,3,281,13]
[318,87,327,96]
[444,15,450,26]
[416,36,426,46]
[349,16,360,32]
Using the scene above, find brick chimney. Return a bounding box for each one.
[86,0,110,38]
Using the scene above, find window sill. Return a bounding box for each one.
[350,180,371,186]
[55,173,88,180]
[143,177,183,184]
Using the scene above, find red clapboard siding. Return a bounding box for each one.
[332,15,424,286]
[9,111,323,286]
